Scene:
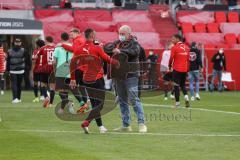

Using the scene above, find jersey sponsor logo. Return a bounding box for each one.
[189,52,197,61]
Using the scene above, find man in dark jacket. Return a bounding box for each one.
[7,38,26,103]
[147,50,158,89]
[210,48,226,92]
[112,25,147,133]
[189,42,203,101]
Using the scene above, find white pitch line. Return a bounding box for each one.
[143,103,240,115]
[0,129,239,137]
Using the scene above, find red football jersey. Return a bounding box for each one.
[0,48,6,73]
[169,42,190,73]
[37,45,55,73]
[32,48,41,73]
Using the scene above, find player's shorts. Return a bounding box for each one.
[55,77,70,90]
[163,72,173,82]
[40,73,55,84]
[33,73,41,82]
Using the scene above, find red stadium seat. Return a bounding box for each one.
[215,12,227,23]
[237,35,240,43]
[228,12,239,23]
[181,23,194,33]
[194,23,206,33]
[204,44,216,49]
[216,43,230,49]
[207,23,219,33]
[225,33,237,45]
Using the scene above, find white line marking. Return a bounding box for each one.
[143,103,240,115]
[0,129,239,137]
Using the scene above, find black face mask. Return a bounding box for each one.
[13,45,21,51]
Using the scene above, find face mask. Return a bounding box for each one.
[219,50,223,54]
[149,52,153,56]
[119,35,126,42]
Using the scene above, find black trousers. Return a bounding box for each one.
[75,69,88,103]
[0,74,4,91]
[172,70,187,102]
[84,78,105,127]
[10,73,23,100]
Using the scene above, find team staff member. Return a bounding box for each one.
[113,25,147,133]
[169,34,190,108]
[189,42,203,101]
[7,38,26,103]
[60,28,88,107]
[37,36,55,108]
[0,43,6,95]
[70,28,118,134]
[32,39,45,102]
[160,42,174,100]
[210,48,226,92]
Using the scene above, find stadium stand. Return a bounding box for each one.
[0,10,34,19]
[227,11,239,22]
[194,23,207,33]
[220,23,240,35]
[0,0,33,9]
[181,22,194,33]
[215,11,227,23]
[207,23,220,33]
[224,33,237,45]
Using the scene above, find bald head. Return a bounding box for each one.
[118,25,132,42]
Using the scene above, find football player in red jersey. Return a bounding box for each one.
[32,39,45,102]
[169,34,190,108]
[37,36,56,108]
[0,42,6,95]
[60,28,89,113]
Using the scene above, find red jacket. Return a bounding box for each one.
[0,48,6,73]
[169,42,190,73]
[62,35,85,71]
[70,41,117,82]
[61,35,85,53]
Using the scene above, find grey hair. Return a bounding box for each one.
[119,25,132,34]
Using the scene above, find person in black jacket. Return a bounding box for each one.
[112,25,147,133]
[210,48,226,92]
[147,50,158,89]
[189,42,203,101]
[7,38,26,103]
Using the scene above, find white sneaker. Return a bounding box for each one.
[184,95,190,108]
[0,91,4,95]
[139,123,147,133]
[67,102,75,114]
[12,98,20,104]
[99,126,108,133]
[195,93,201,100]
[114,126,132,132]
[191,96,195,101]
[40,96,45,101]
[175,101,180,107]
[170,94,175,99]
[164,97,168,101]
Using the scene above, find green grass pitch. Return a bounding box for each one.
[0,91,240,160]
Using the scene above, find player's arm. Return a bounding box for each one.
[61,43,74,53]
[98,47,118,65]
[169,47,175,70]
